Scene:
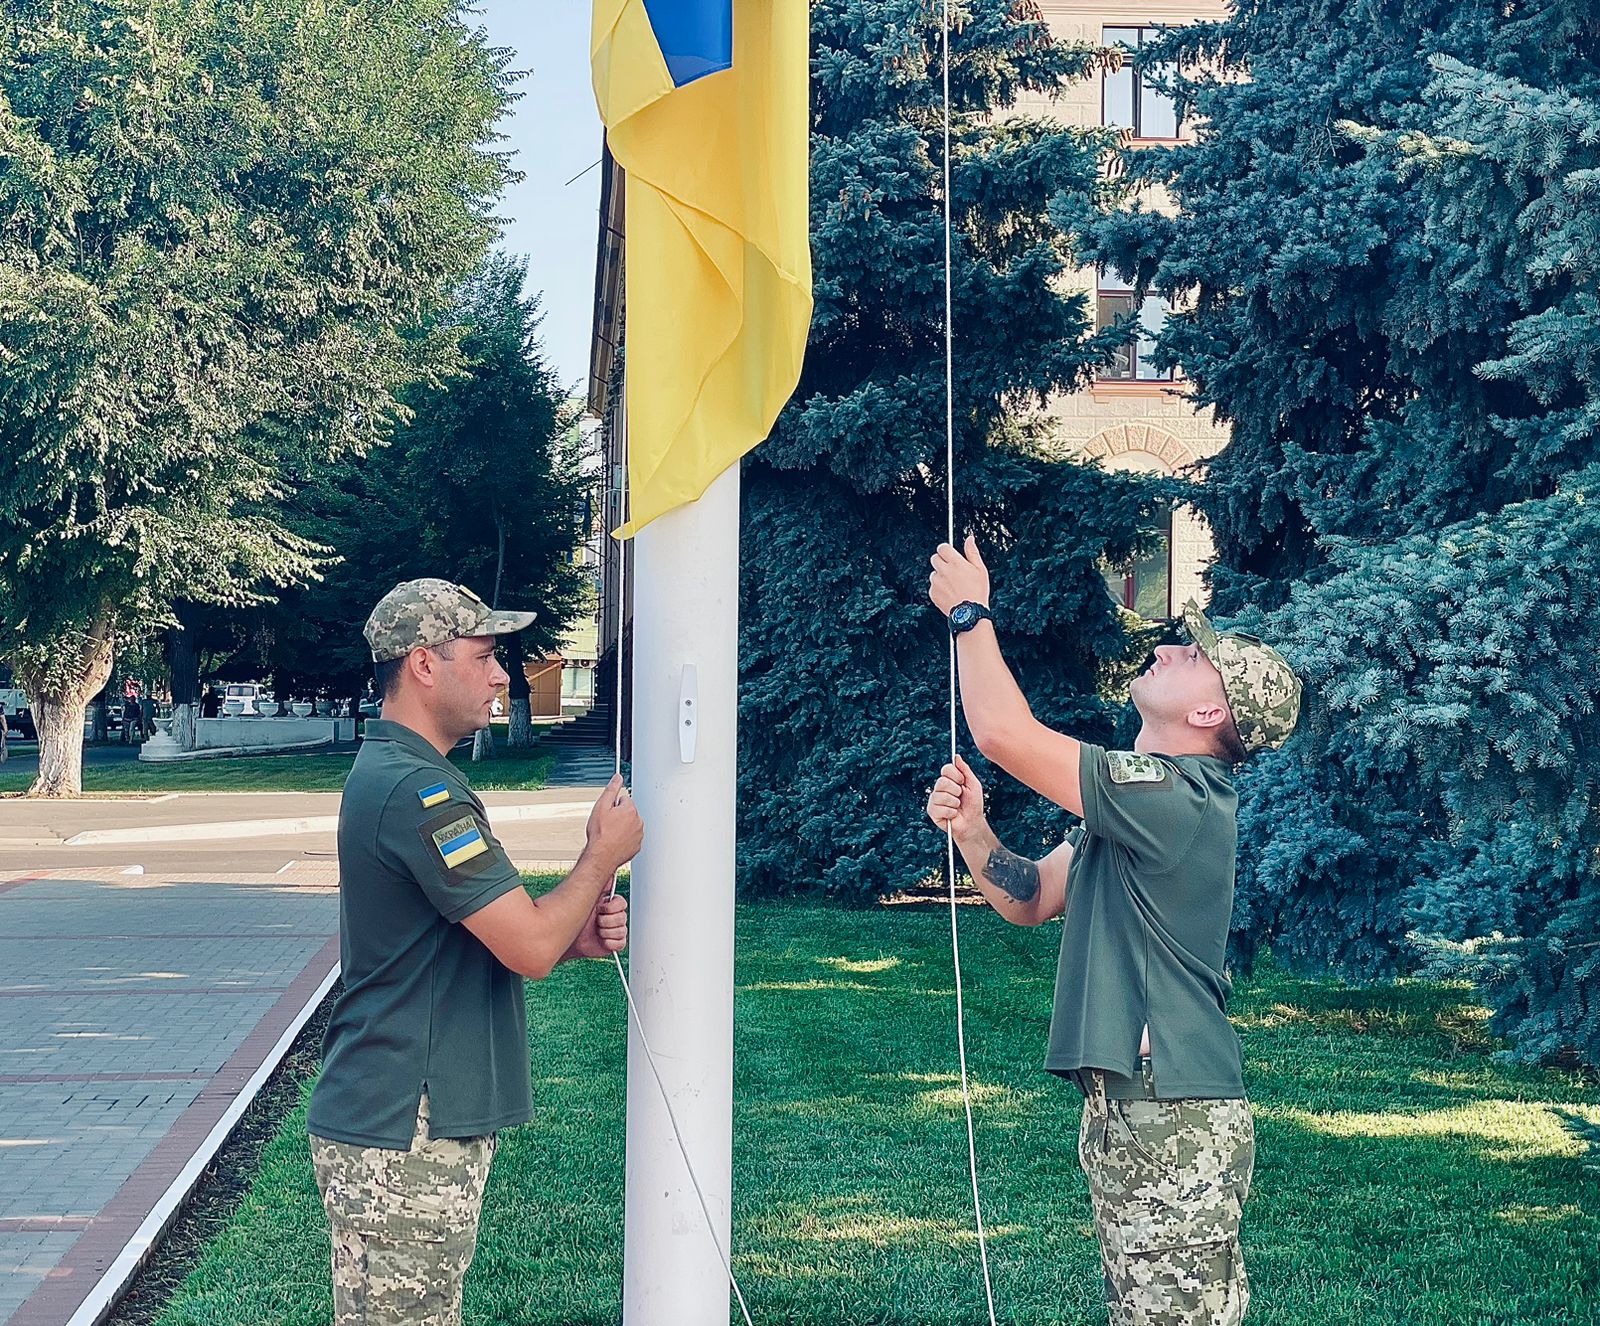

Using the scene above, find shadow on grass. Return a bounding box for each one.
[140,906,1600,1326]
[1242,1104,1600,1324]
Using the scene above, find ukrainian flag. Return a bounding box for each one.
[439,827,489,869]
[592,0,812,536]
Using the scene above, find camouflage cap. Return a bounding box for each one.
[363,579,536,663]
[1181,599,1302,754]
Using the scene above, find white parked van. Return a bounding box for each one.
[221,683,272,717]
[2,689,37,740]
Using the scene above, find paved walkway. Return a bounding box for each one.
[0,866,340,1326]
[0,787,597,878]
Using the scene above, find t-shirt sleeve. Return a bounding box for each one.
[1077,742,1204,873]
[378,772,524,924]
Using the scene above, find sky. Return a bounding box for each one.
[474,2,605,395]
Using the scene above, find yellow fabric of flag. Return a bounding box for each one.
[591,0,812,537]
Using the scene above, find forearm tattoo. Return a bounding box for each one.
[982,845,1040,905]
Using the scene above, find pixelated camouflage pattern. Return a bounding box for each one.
[311,1093,496,1326]
[1079,1079,1255,1325]
[1183,600,1301,754]
[364,578,536,662]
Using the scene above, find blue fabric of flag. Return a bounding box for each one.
[642,0,732,87]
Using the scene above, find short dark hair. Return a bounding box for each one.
[1214,712,1248,765]
[373,655,405,701]
[373,639,458,700]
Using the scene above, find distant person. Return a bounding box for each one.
[122,692,141,743]
[200,687,221,719]
[0,708,8,764]
[139,695,157,738]
[307,578,642,1326]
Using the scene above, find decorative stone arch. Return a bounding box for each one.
[1079,423,1197,474]
[1079,424,1218,616]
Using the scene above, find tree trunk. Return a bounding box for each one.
[472,725,495,761]
[169,703,197,750]
[164,603,202,751]
[505,631,534,749]
[508,697,533,748]
[20,619,116,798]
[33,697,91,797]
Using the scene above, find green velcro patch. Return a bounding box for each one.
[1107,751,1168,786]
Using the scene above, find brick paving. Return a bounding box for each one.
[0,871,338,1326]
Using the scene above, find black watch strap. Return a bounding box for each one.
[948,602,994,635]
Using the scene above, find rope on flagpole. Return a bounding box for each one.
[941,2,999,1322]
[606,418,756,1326]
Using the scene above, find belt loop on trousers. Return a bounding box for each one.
[1086,1069,1108,1119]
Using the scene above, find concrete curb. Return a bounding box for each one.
[64,800,591,846]
[136,738,338,764]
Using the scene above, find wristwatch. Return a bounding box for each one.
[948,601,993,635]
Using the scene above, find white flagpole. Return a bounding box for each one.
[622,463,742,1326]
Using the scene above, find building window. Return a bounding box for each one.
[1106,509,1174,619]
[1102,27,1179,140]
[1096,268,1174,381]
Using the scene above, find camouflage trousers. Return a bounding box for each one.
[311,1094,497,1326]
[1078,1076,1255,1325]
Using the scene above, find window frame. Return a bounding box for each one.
[1094,270,1176,383]
[1112,506,1176,620]
[1100,25,1181,142]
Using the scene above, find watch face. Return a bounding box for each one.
[951,603,978,629]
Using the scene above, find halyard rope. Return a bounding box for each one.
[940,2,999,1321]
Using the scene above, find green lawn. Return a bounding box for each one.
[152,903,1598,1326]
[0,747,553,794]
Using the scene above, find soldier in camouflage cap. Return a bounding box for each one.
[309,580,644,1326]
[926,536,1303,1325]
[363,577,537,663]
[1182,600,1301,754]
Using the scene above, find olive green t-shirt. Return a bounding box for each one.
[306,719,531,1148]
[1045,742,1244,1098]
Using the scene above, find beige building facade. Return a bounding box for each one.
[1025,1,1232,617]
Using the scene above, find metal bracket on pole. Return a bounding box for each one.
[678,664,698,764]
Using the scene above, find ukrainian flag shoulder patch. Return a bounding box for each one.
[418,782,450,809]
[432,815,489,870]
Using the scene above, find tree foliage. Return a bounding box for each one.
[261,254,590,718]
[0,0,514,791]
[737,0,1178,900]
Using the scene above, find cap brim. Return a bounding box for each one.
[482,610,537,637]
[1181,599,1219,657]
